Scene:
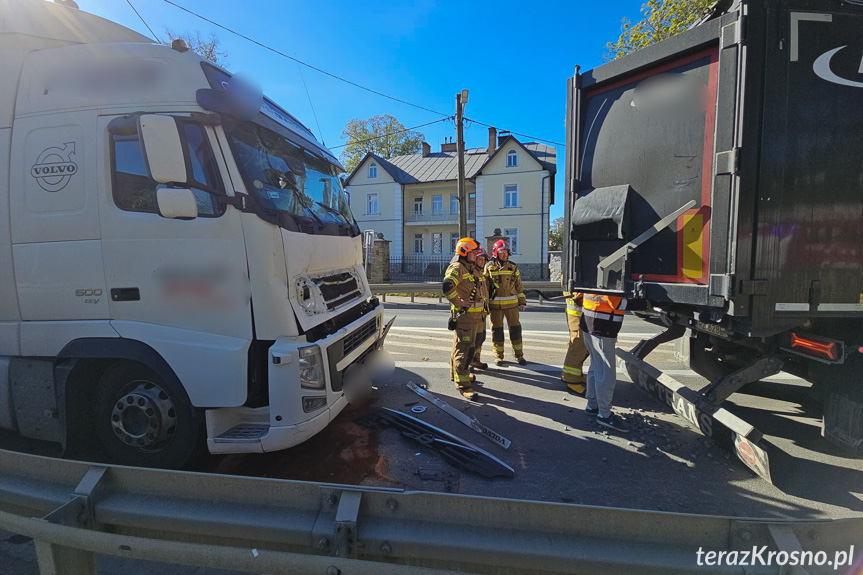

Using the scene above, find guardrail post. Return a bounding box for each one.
[35,466,107,575]
[333,491,362,559]
[411,293,415,303]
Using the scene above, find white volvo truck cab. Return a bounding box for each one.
[0,0,392,468]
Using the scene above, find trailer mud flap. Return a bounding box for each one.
[616,349,774,483]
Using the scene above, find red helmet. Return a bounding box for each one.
[492,239,510,258]
[455,237,479,257]
[474,247,489,262]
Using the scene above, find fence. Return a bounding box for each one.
[1,446,858,575]
[388,256,550,283]
[389,255,453,283]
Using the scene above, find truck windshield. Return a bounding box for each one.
[224,119,356,235]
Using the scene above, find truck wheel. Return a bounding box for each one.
[95,363,200,469]
[822,376,863,458]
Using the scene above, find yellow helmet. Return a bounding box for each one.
[455,237,479,257]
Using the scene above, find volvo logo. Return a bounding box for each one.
[31,142,78,192]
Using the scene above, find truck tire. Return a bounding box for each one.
[94,362,200,469]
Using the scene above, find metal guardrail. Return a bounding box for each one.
[0,447,860,575]
[371,282,564,304]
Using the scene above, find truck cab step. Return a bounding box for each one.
[213,424,269,443]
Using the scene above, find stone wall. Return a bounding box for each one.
[548,251,562,284]
[367,238,390,283]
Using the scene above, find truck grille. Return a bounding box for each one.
[327,316,379,391]
[344,317,378,356]
[315,272,362,310]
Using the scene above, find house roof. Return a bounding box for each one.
[344,137,557,186]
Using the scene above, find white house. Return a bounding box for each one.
[345,128,556,279]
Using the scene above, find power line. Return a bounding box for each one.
[296,59,325,147]
[329,117,452,150]
[464,117,564,147]
[161,0,448,117]
[126,0,160,42]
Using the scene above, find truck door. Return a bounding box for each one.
[10,110,113,356]
[97,115,252,407]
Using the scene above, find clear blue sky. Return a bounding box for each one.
[75,0,646,222]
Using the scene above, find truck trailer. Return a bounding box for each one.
[0,0,392,468]
[565,0,862,478]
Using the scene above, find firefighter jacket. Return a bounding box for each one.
[566,292,583,318]
[579,293,627,338]
[485,259,525,309]
[442,259,485,322]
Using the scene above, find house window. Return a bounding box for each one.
[413,197,423,215]
[504,228,519,254]
[367,193,379,215]
[432,232,443,253]
[369,162,377,178]
[414,233,424,254]
[507,150,518,167]
[432,195,442,215]
[504,184,518,208]
[450,232,459,252]
[450,194,458,214]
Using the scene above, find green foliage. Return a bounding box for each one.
[165,29,227,66]
[340,115,424,173]
[548,217,565,251]
[605,0,714,61]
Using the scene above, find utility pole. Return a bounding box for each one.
[456,89,469,238]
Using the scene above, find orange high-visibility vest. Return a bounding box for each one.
[580,293,627,337]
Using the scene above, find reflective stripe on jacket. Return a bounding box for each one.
[580,293,626,337]
[565,292,583,317]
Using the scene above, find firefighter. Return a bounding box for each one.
[581,293,630,432]
[443,238,485,400]
[470,247,491,371]
[486,240,526,365]
[561,291,589,396]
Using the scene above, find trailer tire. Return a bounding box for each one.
[823,382,863,458]
[94,362,200,469]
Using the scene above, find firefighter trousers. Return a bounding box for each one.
[450,320,482,387]
[471,318,488,365]
[490,306,523,360]
[561,313,588,384]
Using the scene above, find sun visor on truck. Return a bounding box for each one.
[571,185,630,240]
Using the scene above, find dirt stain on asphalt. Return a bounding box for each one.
[194,403,394,487]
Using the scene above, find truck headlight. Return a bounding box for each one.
[299,345,325,389]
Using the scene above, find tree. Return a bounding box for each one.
[165,29,227,66]
[340,115,424,173]
[605,0,714,61]
[548,217,565,251]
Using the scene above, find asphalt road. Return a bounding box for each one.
[189,295,862,520]
[352,297,862,520]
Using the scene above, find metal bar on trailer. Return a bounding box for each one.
[616,348,774,483]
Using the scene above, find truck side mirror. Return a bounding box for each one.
[138,115,188,184]
[156,188,198,219]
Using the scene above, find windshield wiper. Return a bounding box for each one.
[286,188,324,229]
[314,201,348,222]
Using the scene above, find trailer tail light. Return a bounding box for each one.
[790,333,839,360]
